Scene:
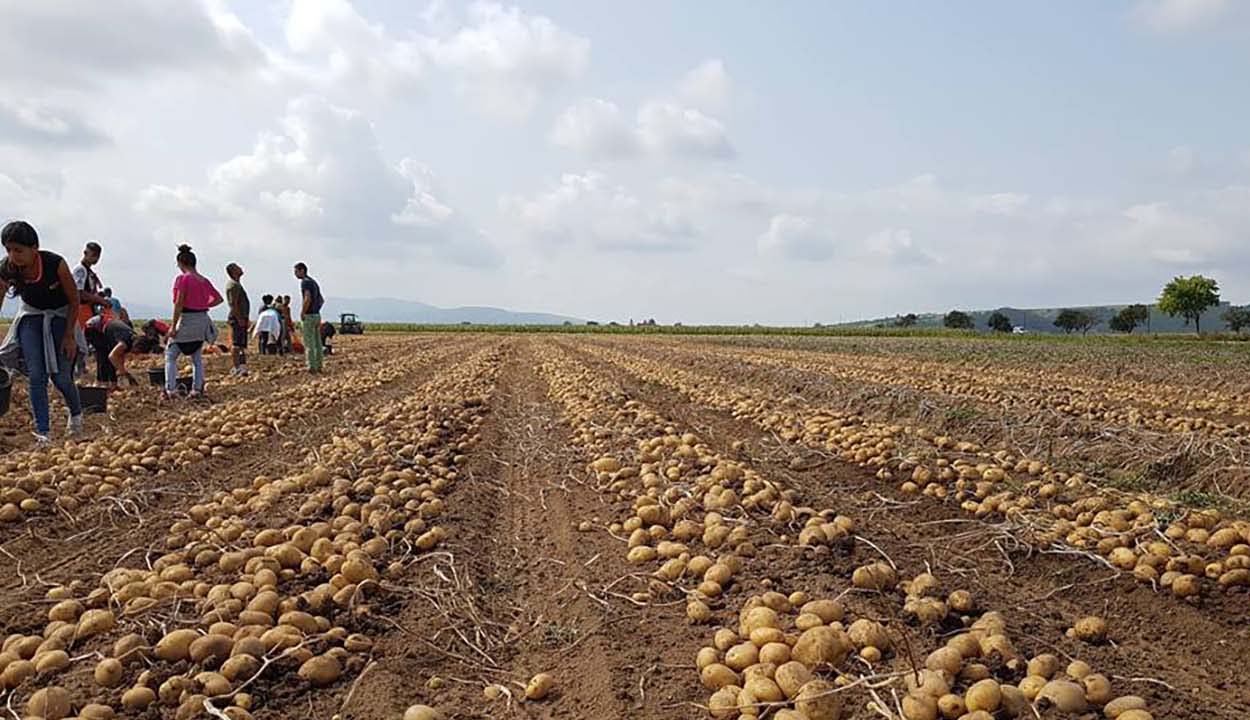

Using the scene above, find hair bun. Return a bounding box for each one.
[177,244,193,253]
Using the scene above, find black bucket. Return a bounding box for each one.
[78,385,108,414]
[0,368,11,417]
[147,367,164,386]
[175,376,195,394]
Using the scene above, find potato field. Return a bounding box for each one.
[0,333,1246,720]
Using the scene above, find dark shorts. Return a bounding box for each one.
[230,319,248,348]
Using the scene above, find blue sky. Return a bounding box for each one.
[1,0,1247,324]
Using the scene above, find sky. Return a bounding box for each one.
[1,0,1248,325]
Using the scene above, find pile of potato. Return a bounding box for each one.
[2,350,501,718]
[590,345,1250,598]
[0,346,445,525]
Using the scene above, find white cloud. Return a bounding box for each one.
[138,96,499,267]
[502,171,697,252]
[424,2,590,120]
[0,101,109,149]
[679,59,731,112]
[637,102,735,160]
[864,228,938,266]
[1134,0,1232,32]
[1167,145,1200,174]
[283,0,423,93]
[0,0,265,90]
[757,214,833,261]
[550,98,736,161]
[968,192,1030,215]
[549,99,638,157]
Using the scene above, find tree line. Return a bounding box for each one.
[915,275,1248,335]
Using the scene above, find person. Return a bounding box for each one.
[0,221,85,444]
[72,242,106,377]
[164,244,223,399]
[273,295,290,355]
[84,314,137,388]
[320,319,336,355]
[294,262,325,373]
[101,287,129,326]
[224,263,250,376]
[140,319,169,353]
[254,295,282,355]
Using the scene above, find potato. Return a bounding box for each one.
[27,686,71,720]
[1082,673,1113,705]
[847,619,891,650]
[775,665,815,700]
[401,705,446,720]
[708,686,741,719]
[190,634,234,666]
[76,608,116,640]
[298,654,342,687]
[525,672,555,700]
[901,692,937,720]
[964,679,1001,713]
[696,647,720,670]
[95,657,125,687]
[791,626,850,668]
[1000,685,1029,718]
[925,647,962,675]
[724,643,759,671]
[79,704,116,720]
[936,693,965,718]
[744,676,784,703]
[851,562,897,591]
[740,607,780,637]
[1071,616,1108,643]
[800,600,844,624]
[1026,653,1060,679]
[1117,711,1154,720]
[1104,695,1149,717]
[795,679,842,720]
[34,649,70,673]
[155,629,200,661]
[122,686,157,711]
[1037,680,1089,713]
[701,664,739,690]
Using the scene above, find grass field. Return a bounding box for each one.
[0,333,1244,719]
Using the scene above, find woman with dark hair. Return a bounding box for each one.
[0,221,85,443]
[164,244,223,399]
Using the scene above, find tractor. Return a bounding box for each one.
[339,313,364,335]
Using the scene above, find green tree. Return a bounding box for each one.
[1224,305,1250,334]
[893,313,919,328]
[943,310,974,330]
[1108,304,1149,333]
[1054,308,1098,335]
[1158,275,1220,334]
[986,311,1013,333]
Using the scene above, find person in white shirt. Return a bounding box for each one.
[253,295,283,356]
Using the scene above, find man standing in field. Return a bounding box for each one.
[72,242,107,377]
[225,263,251,376]
[293,262,324,373]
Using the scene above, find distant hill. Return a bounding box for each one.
[852,302,1237,334]
[322,297,581,326]
[5,297,580,326]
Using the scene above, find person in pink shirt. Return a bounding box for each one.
[163,244,223,399]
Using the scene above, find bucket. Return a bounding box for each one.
[78,385,108,414]
[147,367,164,386]
[175,376,195,394]
[0,368,11,417]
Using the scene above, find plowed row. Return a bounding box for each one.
[0,334,1244,719]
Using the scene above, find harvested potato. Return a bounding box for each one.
[525,672,555,700]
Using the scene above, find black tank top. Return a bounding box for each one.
[1,250,70,310]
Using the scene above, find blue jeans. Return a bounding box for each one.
[17,315,83,435]
[165,342,205,393]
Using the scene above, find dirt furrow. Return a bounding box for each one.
[0,339,481,631]
[568,340,1250,718]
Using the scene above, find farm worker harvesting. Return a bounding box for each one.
[164,244,223,399]
[294,262,325,373]
[72,241,106,377]
[254,295,282,355]
[84,314,138,388]
[225,262,251,377]
[0,221,85,444]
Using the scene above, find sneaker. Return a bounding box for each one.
[33,433,52,447]
[67,414,84,436]
[237,366,249,377]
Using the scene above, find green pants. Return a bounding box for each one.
[302,314,323,371]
